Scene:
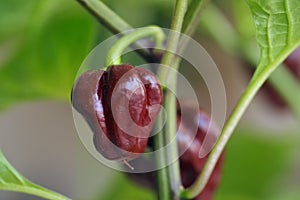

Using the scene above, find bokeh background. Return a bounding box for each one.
[0,0,299,199]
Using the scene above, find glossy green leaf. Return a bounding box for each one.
[0,151,70,200]
[247,0,300,79]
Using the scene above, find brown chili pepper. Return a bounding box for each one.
[128,103,224,200]
[71,64,162,161]
[177,104,224,200]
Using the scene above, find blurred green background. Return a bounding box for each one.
[0,0,299,199]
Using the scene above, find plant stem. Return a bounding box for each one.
[154,115,171,200]
[157,0,188,199]
[76,0,156,62]
[182,0,211,36]
[105,26,165,66]
[159,0,188,77]
[76,0,131,33]
[180,46,298,198]
[172,0,212,77]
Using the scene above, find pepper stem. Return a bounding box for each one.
[105,26,165,67]
[122,159,134,171]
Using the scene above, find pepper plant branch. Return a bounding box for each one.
[180,43,300,198]
[154,116,171,200]
[77,0,131,33]
[76,0,157,62]
[159,0,188,74]
[181,79,262,198]
[179,4,300,197]
[172,0,212,76]
[182,0,211,37]
[105,26,165,66]
[157,0,188,198]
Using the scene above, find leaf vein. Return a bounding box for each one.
[266,11,272,61]
[284,0,292,44]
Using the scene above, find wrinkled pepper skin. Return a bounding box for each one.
[177,104,224,200]
[71,64,162,160]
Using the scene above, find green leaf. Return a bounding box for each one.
[0,150,70,200]
[181,1,300,198]
[246,0,300,117]
[246,0,300,79]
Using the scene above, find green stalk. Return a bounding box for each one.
[154,115,171,200]
[180,4,300,198]
[105,26,165,66]
[172,0,212,80]
[157,0,188,199]
[180,45,299,198]
[159,0,188,77]
[76,0,131,34]
[182,0,211,36]
[76,0,156,62]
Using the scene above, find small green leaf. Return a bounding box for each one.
[0,150,70,200]
[246,0,300,79]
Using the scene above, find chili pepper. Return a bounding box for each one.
[128,103,224,200]
[71,64,162,161]
[177,104,224,200]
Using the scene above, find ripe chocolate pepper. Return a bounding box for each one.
[128,103,224,199]
[177,104,224,200]
[71,64,162,161]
